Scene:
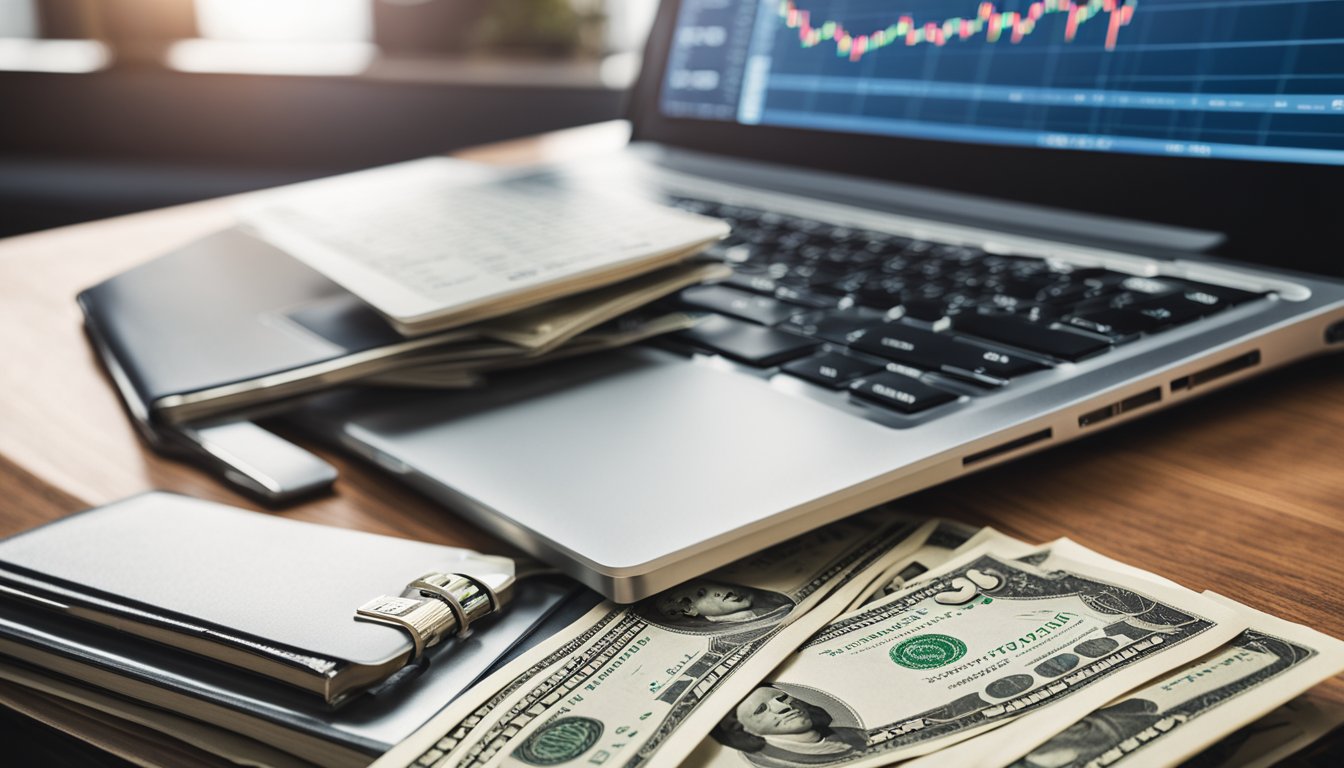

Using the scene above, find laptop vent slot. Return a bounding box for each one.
[1170,350,1261,392]
[1078,387,1162,428]
[963,429,1052,467]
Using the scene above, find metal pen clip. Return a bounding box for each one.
[354,571,502,660]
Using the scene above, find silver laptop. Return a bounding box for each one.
[290,0,1344,602]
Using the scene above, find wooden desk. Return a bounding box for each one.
[2,121,1342,717]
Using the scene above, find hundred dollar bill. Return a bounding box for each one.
[372,512,942,768]
[1006,595,1344,768]
[1180,695,1344,768]
[845,520,1009,612]
[642,525,1031,768]
[685,540,1245,768]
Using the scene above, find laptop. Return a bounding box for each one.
[289,0,1344,602]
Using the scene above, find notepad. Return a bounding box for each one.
[242,159,729,336]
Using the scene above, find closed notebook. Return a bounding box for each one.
[77,226,479,427]
[0,492,525,707]
[78,225,723,427]
[0,572,595,768]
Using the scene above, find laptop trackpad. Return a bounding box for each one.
[293,348,909,575]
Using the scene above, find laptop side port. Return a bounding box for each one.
[1327,320,1344,344]
[963,428,1052,466]
[1170,350,1261,392]
[1078,386,1163,428]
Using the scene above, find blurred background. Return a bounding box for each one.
[0,0,658,238]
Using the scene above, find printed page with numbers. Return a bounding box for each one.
[242,158,729,336]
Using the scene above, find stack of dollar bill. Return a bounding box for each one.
[375,512,1344,768]
[364,262,727,389]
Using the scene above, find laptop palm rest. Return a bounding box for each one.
[289,347,921,597]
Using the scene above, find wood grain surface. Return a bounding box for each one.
[1,121,1341,722]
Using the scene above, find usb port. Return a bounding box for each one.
[963,428,1052,466]
[1120,387,1162,411]
[1171,351,1261,391]
[1078,387,1162,428]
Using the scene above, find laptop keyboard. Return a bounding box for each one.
[663,196,1267,419]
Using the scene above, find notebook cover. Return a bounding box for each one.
[0,576,591,761]
[76,226,407,421]
[0,493,514,672]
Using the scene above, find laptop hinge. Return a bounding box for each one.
[629,142,1225,256]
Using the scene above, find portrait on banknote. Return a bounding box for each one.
[640,580,795,634]
[711,684,867,766]
[1014,698,1175,768]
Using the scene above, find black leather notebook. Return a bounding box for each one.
[0,493,596,766]
[76,227,444,427]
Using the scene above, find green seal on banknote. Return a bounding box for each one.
[516,717,604,765]
[889,634,968,670]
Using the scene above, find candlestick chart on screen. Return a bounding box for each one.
[661,0,1344,165]
[781,0,1138,61]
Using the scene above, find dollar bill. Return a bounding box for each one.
[372,512,945,768]
[686,540,1246,768]
[1180,695,1344,768]
[1007,595,1344,768]
[471,262,729,352]
[844,520,1004,612]
[369,313,702,388]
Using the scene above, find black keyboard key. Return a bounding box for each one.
[779,308,884,345]
[1064,308,1164,339]
[990,273,1064,301]
[824,270,872,296]
[901,298,954,324]
[1129,294,1210,328]
[850,322,1046,384]
[773,284,842,309]
[1105,290,1159,310]
[824,226,857,243]
[1069,290,1134,315]
[983,293,1035,313]
[849,323,949,368]
[743,229,778,246]
[862,235,911,257]
[773,230,810,250]
[1068,266,1124,283]
[1120,276,1183,296]
[851,274,907,309]
[779,260,857,285]
[1020,303,1068,324]
[943,341,1048,384]
[812,242,872,264]
[796,244,831,262]
[722,244,761,264]
[932,245,986,266]
[1035,281,1096,305]
[681,285,798,326]
[953,314,1111,362]
[723,270,779,296]
[1171,280,1264,313]
[880,255,916,274]
[678,315,819,367]
[850,372,958,414]
[781,352,882,389]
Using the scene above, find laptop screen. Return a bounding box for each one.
[659,0,1344,167]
